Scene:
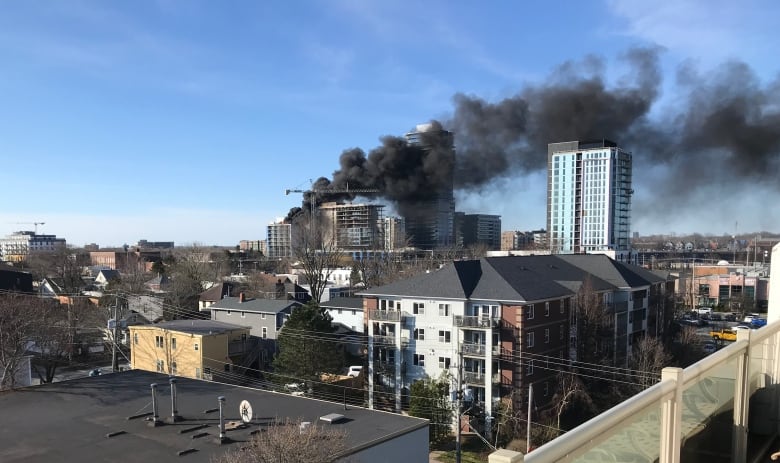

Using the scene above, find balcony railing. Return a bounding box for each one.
[454,315,499,328]
[463,371,486,385]
[525,319,780,463]
[373,334,396,346]
[368,310,401,322]
[461,343,487,357]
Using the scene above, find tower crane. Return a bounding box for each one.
[11,221,45,233]
[285,186,379,216]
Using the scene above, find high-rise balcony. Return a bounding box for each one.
[525,321,780,463]
[461,343,500,357]
[373,334,396,346]
[368,310,401,322]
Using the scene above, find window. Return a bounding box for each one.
[544,328,550,343]
[561,298,566,314]
[438,330,451,343]
[413,302,425,315]
[545,302,550,317]
[439,357,451,369]
[527,305,535,320]
[414,328,425,341]
[194,342,199,351]
[526,361,534,375]
[262,327,268,339]
[171,338,177,350]
[156,359,164,372]
[413,354,425,366]
[261,313,266,319]
[133,333,138,345]
[171,362,177,375]
[155,335,164,348]
[439,304,450,316]
[241,311,245,318]
[527,331,535,347]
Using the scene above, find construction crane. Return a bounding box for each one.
[285,186,379,216]
[11,221,45,233]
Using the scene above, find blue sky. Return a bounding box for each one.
[1,0,778,247]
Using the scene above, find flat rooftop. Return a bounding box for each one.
[0,370,427,462]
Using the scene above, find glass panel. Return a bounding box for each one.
[747,331,777,436]
[679,356,737,460]
[571,402,661,462]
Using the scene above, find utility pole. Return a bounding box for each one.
[112,294,119,372]
[455,351,462,463]
[527,380,533,454]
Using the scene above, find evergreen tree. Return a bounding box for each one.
[409,375,452,445]
[273,302,344,381]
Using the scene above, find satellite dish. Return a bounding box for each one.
[239,400,253,424]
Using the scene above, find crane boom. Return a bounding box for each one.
[11,221,45,233]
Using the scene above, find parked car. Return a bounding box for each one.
[88,368,102,377]
[751,318,767,328]
[734,325,751,330]
[346,365,363,377]
[709,328,737,342]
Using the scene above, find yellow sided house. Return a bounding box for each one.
[129,320,251,380]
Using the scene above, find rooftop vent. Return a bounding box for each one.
[319,413,345,424]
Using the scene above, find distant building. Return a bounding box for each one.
[500,229,547,251]
[0,264,33,292]
[84,243,100,251]
[0,231,66,262]
[403,123,455,250]
[457,213,501,250]
[239,239,265,253]
[266,220,292,258]
[383,216,406,250]
[547,140,633,261]
[89,249,162,272]
[136,240,174,249]
[319,202,385,251]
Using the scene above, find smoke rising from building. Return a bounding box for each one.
[292,47,780,225]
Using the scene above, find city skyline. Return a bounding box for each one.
[2,1,779,247]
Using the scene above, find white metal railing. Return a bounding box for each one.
[522,319,780,463]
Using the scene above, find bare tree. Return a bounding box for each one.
[0,294,39,389]
[213,419,349,463]
[628,336,670,392]
[291,213,344,303]
[574,277,612,365]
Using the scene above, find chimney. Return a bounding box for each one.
[239,292,245,303]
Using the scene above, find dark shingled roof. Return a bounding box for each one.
[0,370,428,463]
[359,255,665,303]
[198,282,234,302]
[208,296,301,314]
[152,319,250,335]
[321,297,365,311]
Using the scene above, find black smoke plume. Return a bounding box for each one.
[289,47,780,223]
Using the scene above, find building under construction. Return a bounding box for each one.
[319,202,386,251]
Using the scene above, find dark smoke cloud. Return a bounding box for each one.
[292,46,780,224]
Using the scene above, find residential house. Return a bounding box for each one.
[129,320,251,381]
[94,269,120,288]
[207,294,301,369]
[198,281,235,310]
[0,264,33,292]
[321,297,365,333]
[358,254,672,433]
[145,274,170,292]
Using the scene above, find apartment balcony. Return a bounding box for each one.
[373,334,397,346]
[524,320,780,463]
[463,371,486,385]
[368,310,401,322]
[454,316,499,329]
[461,343,501,358]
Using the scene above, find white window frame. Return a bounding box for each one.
[262,327,268,339]
[414,328,425,341]
[527,331,535,347]
[545,302,550,317]
[439,304,450,316]
[413,302,425,315]
[438,330,451,343]
[527,305,535,320]
[414,354,425,366]
[439,356,451,369]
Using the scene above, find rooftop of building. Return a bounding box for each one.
[359,254,668,303]
[133,319,250,335]
[321,297,365,311]
[0,370,428,463]
[208,296,302,314]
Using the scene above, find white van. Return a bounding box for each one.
[347,366,363,377]
[696,307,713,316]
